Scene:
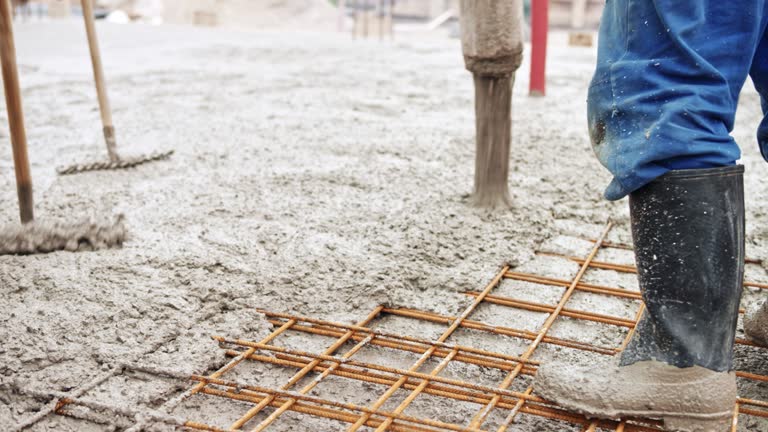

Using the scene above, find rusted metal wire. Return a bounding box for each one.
[18,221,768,432]
[250,333,376,430]
[740,406,768,418]
[739,397,768,411]
[584,237,764,266]
[463,291,638,328]
[10,331,187,432]
[226,350,536,409]
[542,252,768,290]
[497,385,533,430]
[476,222,613,430]
[217,340,540,403]
[10,368,120,432]
[189,373,482,432]
[193,318,297,397]
[257,309,540,367]
[345,266,511,432]
[504,270,643,299]
[737,371,768,383]
[193,220,767,431]
[216,347,661,431]
[385,307,618,355]
[11,386,213,431]
[616,304,646,353]
[230,306,384,430]
[373,348,460,432]
[261,325,539,374]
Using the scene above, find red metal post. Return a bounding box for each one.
[529,0,548,96]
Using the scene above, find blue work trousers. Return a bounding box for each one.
[590,0,768,200]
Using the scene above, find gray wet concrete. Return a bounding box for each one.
[0,20,766,431]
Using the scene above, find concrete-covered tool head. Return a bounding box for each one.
[459,0,524,76]
[0,214,127,255]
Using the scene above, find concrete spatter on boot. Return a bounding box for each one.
[744,300,768,347]
[534,360,736,432]
[0,214,126,255]
[624,166,745,372]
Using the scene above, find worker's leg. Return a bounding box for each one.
[536,166,745,431]
[619,166,744,371]
[753,27,768,162]
[536,2,766,430]
[744,28,768,346]
[588,0,768,201]
[589,0,767,369]
[589,0,768,367]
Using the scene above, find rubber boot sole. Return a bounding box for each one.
[545,392,732,432]
[535,361,737,432]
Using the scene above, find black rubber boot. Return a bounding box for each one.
[535,166,744,431]
[621,165,745,372]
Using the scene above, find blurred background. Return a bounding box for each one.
[10,0,604,33]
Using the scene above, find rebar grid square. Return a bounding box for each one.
[10,222,768,432]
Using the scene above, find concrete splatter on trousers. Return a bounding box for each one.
[588,0,768,200]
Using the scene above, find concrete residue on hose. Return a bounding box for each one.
[460,0,524,209]
[471,74,513,209]
[0,214,126,255]
[459,0,524,77]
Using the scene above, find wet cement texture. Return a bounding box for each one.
[0,215,125,254]
[0,21,767,431]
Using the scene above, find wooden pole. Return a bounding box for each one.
[529,0,548,96]
[338,0,346,32]
[81,0,119,161]
[0,0,33,223]
[377,0,383,41]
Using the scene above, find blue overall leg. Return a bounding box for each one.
[753,31,768,159]
[589,0,768,200]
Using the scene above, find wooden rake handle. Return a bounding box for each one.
[81,0,118,161]
[0,0,33,223]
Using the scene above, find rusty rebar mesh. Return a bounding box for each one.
[11,221,768,432]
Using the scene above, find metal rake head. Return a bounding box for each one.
[56,150,174,175]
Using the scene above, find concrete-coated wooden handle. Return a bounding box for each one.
[0,0,34,223]
[82,0,119,161]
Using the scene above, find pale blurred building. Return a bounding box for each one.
[47,0,71,17]
[160,0,336,30]
[551,0,603,29]
[41,0,605,31]
[393,0,458,20]
[394,0,603,29]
